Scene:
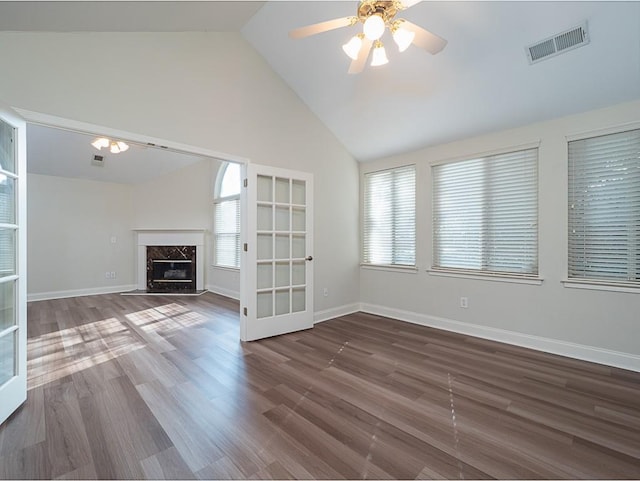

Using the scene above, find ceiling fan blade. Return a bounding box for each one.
[289,16,355,39]
[399,0,422,9]
[401,20,447,54]
[348,38,373,74]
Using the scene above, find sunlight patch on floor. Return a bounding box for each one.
[27,303,209,390]
[27,317,145,390]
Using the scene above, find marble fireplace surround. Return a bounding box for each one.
[135,229,206,291]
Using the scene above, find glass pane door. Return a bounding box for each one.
[241,164,313,341]
[256,175,308,318]
[0,106,26,426]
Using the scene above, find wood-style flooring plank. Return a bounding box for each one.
[43,382,93,478]
[0,292,638,479]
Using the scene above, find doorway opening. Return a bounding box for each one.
[18,108,247,317]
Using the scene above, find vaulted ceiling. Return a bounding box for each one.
[2,1,639,180]
[244,1,640,161]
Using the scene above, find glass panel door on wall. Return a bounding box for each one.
[0,106,26,426]
[241,164,313,341]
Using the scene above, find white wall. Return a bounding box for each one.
[132,158,212,231]
[360,100,640,369]
[27,174,135,300]
[2,32,360,313]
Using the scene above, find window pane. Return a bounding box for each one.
[0,280,15,331]
[220,162,241,198]
[214,199,240,268]
[432,148,538,275]
[363,166,416,266]
[0,120,15,174]
[0,330,15,385]
[0,228,16,278]
[0,175,15,224]
[568,129,640,284]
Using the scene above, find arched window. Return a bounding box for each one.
[214,162,241,268]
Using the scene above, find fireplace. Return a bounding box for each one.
[135,229,206,294]
[146,245,196,292]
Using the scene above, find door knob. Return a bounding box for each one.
[305,256,313,261]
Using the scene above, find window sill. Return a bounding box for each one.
[360,264,418,274]
[211,265,240,272]
[562,279,639,294]
[427,268,543,285]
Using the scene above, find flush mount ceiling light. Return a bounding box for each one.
[289,0,447,74]
[91,137,130,154]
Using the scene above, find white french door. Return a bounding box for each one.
[240,164,313,341]
[0,104,27,425]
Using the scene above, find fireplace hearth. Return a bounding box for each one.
[146,245,196,293]
[133,229,206,295]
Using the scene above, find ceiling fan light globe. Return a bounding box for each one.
[91,137,110,150]
[363,14,385,40]
[393,27,415,52]
[342,35,363,60]
[370,42,389,67]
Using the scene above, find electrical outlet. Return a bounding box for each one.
[111,271,116,279]
[460,297,468,309]
[105,271,111,279]
[110,236,117,244]
[323,287,329,297]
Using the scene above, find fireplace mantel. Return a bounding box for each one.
[134,229,207,291]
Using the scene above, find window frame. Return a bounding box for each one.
[564,124,640,293]
[429,143,541,282]
[361,164,417,269]
[213,162,241,270]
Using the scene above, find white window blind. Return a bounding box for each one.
[432,148,538,276]
[214,199,240,268]
[568,128,640,285]
[214,162,241,269]
[363,165,415,266]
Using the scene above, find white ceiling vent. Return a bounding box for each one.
[526,22,589,64]
[91,154,104,167]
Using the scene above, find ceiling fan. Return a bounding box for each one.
[289,0,447,74]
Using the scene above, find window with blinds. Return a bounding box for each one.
[568,128,640,286]
[363,165,415,266]
[214,162,241,269]
[432,148,539,276]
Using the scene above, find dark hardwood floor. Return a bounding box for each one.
[1,292,639,479]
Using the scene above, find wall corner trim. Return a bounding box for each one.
[360,303,640,373]
[27,285,137,302]
[314,303,362,324]
[206,285,240,301]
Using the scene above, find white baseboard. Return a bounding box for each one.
[27,284,137,302]
[206,285,240,301]
[360,303,640,373]
[314,303,361,324]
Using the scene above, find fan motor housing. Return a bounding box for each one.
[357,0,400,24]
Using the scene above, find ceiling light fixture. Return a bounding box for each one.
[363,13,385,40]
[370,40,389,66]
[391,20,415,52]
[289,1,448,74]
[91,137,129,154]
[342,33,364,60]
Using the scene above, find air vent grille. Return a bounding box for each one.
[526,22,589,64]
[91,155,104,167]
[529,39,556,62]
